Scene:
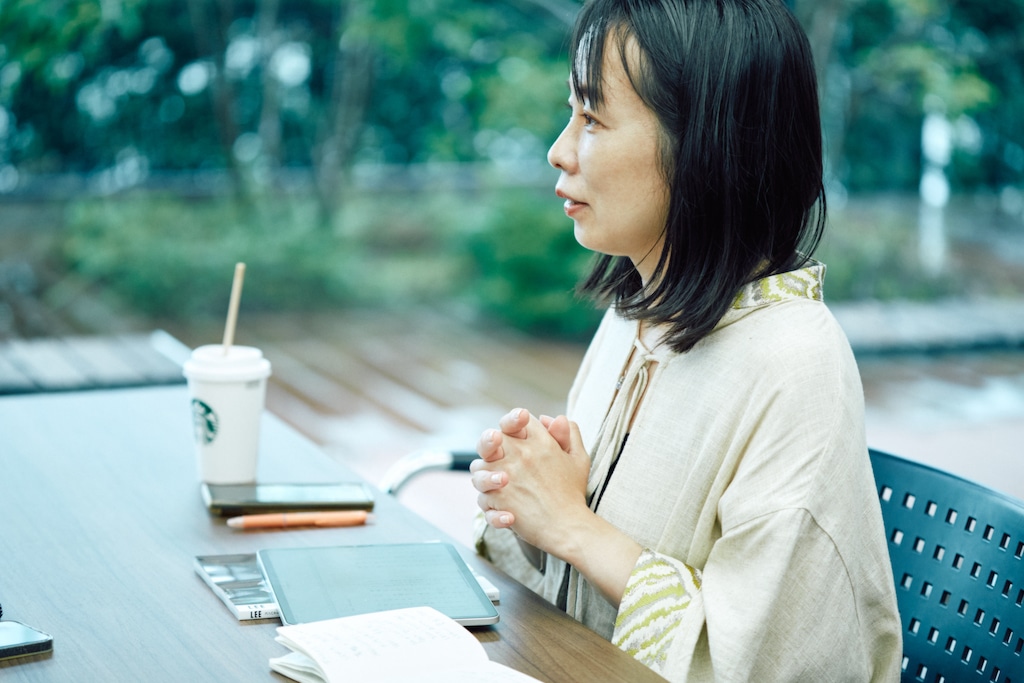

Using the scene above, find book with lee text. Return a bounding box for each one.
[194,553,280,621]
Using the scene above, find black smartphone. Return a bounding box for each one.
[201,482,375,516]
[0,621,53,662]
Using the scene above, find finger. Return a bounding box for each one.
[471,469,507,493]
[545,414,572,453]
[564,420,592,476]
[498,408,530,438]
[566,418,586,453]
[476,428,504,462]
[485,509,515,528]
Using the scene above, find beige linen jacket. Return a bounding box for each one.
[477,266,903,682]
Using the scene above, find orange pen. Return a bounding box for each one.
[225,510,369,530]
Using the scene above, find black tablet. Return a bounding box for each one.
[257,543,499,627]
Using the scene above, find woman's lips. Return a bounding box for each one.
[563,199,586,218]
[557,190,587,217]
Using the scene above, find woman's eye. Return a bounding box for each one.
[565,100,596,127]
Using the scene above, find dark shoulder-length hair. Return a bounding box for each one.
[572,0,826,352]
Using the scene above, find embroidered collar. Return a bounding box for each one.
[731,263,825,309]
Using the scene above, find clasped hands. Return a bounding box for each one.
[470,408,591,556]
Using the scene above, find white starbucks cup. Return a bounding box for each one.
[182,344,272,484]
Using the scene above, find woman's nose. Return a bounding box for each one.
[547,123,576,173]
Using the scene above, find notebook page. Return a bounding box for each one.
[275,606,488,680]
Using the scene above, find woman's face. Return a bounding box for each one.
[548,38,670,285]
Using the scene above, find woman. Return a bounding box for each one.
[471,0,903,680]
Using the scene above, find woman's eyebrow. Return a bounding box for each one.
[569,79,594,105]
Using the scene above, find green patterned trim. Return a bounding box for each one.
[732,263,825,309]
[613,550,702,673]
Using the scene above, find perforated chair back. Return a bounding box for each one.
[870,449,1024,682]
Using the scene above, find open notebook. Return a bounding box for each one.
[257,542,500,626]
[270,606,538,683]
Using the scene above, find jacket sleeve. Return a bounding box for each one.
[615,509,896,682]
[612,549,703,669]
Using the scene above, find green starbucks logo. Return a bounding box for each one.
[191,399,219,445]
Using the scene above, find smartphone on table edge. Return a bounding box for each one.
[201,482,375,516]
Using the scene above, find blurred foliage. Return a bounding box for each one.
[61,183,603,337]
[63,187,1014,342]
[2,0,1023,338]
[819,206,960,301]
[819,192,1024,302]
[465,188,601,340]
[828,0,1012,190]
[63,194,348,316]
[3,0,1020,190]
[0,0,570,177]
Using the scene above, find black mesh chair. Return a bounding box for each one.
[870,448,1024,683]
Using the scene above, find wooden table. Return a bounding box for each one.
[0,385,664,682]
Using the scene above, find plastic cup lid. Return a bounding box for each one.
[182,344,272,382]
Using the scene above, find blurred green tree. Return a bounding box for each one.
[0,0,571,219]
[2,0,1021,198]
[800,0,1018,192]
[1,0,1022,335]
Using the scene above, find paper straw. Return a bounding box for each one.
[222,262,246,354]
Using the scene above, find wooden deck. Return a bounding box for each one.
[5,306,1022,545]
[0,307,585,546]
[228,311,578,460]
[167,309,587,545]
